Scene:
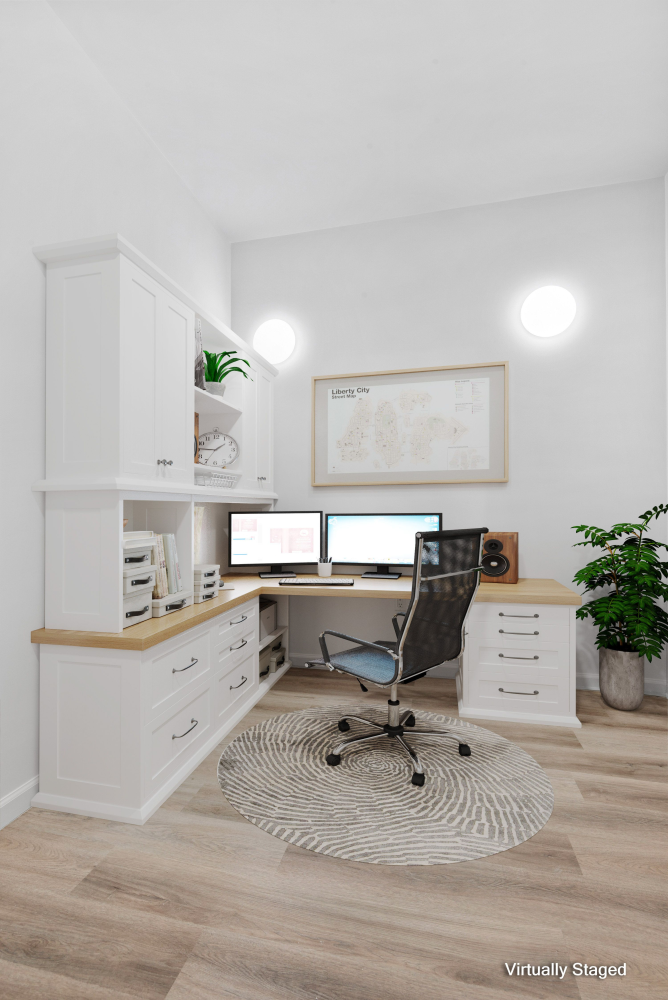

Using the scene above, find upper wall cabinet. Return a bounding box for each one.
[35,235,277,502]
[44,253,193,487]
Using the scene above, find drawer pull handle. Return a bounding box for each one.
[230,639,247,651]
[125,605,149,618]
[498,654,539,660]
[499,613,539,618]
[201,594,214,601]
[165,599,187,611]
[131,576,152,586]
[230,614,248,625]
[125,554,149,564]
[203,581,215,589]
[499,688,539,696]
[499,630,539,635]
[173,718,198,739]
[230,676,248,690]
[173,657,198,674]
[203,571,215,577]
[157,459,174,466]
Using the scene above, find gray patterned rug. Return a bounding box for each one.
[217,705,554,866]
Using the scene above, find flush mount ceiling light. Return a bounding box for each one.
[520,286,576,338]
[253,319,296,364]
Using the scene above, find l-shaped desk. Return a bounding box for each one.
[31,576,581,825]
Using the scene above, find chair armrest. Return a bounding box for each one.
[318,630,399,667]
[392,612,406,641]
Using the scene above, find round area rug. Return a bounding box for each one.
[218,705,554,866]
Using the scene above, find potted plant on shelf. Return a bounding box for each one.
[573,504,668,710]
[203,350,252,396]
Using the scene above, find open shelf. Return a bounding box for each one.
[194,386,242,417]
[259,625,288,652]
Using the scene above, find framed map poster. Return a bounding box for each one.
[312,362,508,486]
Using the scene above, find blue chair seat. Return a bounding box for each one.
[317,640,397,684]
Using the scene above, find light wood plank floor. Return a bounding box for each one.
[1,670,666,1000]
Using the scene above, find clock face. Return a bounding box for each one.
[197,427,239,467]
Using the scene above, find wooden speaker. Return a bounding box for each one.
[480,531,518,584]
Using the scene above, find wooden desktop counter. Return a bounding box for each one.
[32,575,579,652]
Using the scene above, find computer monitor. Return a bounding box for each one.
[228,510,323,578]
[326,513,442,579]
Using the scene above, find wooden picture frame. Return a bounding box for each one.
[312,362,508,487]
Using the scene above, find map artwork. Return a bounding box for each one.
[327,378,490,474]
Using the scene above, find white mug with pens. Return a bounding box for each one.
[318,556,333,578]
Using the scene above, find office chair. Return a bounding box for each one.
[317,527,487,786]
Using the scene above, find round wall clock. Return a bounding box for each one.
[197,427,239,467]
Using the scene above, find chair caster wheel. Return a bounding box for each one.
[459,743,471,756]
[338,720,350,732]
[404,714,416,727]
[326,754,341,766]
[411,772,425,786]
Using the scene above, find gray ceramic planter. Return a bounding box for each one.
[599,648,644,710]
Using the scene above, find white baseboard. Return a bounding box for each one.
[0,775,39,830]
[577,672,667,698]
[458,706,582,729]
[30,661,292,826]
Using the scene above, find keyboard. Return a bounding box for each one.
[278,577,354,586]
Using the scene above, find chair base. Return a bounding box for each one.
[326,698,472,786]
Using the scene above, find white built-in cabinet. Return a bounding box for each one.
[45,254,194,487]
[34,595,293,824]
[34,234,278,632]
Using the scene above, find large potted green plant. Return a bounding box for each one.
[203,350,252,396]
[573,504,668,710]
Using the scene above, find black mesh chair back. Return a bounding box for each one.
[399,528,486,678]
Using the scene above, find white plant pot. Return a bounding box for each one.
[204,381,226,397]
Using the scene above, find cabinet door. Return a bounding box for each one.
[156,291,194,483]
[256,366,274,491]
[120,260,160,479]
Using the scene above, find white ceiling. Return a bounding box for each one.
[51,0,668,242]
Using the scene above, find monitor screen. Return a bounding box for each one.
[228,511,322,567]
[326,513,442,566]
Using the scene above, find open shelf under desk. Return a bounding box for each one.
[259,625,288,652]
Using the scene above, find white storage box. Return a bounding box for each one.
[123,548,154,568]
[259,598,277,640]
[123,591,153,627]
[259,640,285,677]
[194,577,219,594]
[194,590,219,604]
[151,592,194,618]
[123,565,157,595]
[194,563,220,581]
[123,533,158,568]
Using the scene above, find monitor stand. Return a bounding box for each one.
[258,565,297,579]
[361,565,401,580]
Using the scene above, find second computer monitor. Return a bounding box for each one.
[326,513,442,579]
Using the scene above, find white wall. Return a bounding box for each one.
[0,3,231,828]
[232,179,667,695]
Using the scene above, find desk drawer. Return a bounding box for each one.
[474,676,566,714]
[213,599,258,646]
[149,627,211,715]
[215,648,258,726]
[468,637,570,674]
[149,685,211,783]
[215,626,257,673]
[467,621,570,644]
[469,603,570,626]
